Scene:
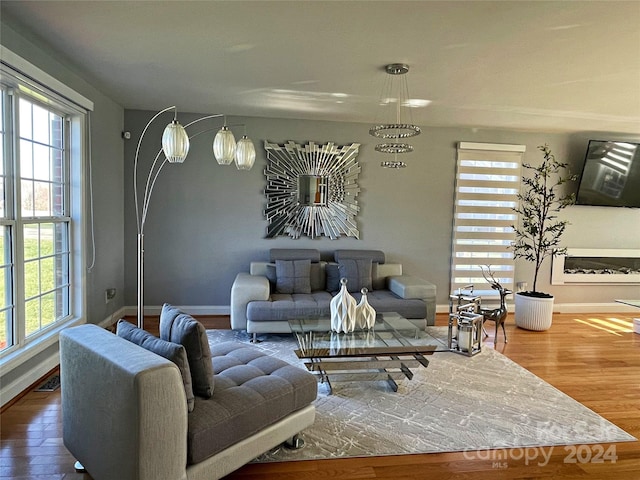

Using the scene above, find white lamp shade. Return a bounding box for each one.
[235,135,256,170]
[213,126,236,165]
[162,120,190,163]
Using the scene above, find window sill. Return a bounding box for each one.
[0,317,85,376]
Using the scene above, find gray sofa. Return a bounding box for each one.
[231,249,436,340]
[59,317,317,480]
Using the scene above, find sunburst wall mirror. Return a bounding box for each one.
[263,141,361,239]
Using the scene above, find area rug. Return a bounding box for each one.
[206,328,635,462]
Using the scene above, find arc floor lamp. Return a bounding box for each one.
[134,106,255,329]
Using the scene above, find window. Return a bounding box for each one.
[0,49,91,370]
[451,142,525,299]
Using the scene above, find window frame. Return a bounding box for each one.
[0,47,92,377]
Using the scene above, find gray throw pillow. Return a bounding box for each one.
[309,262,325,291]
[265,263,277,291]
[116,319,195,413]
[275,259,311,294]
[370,262,383,290]
[325,263,340,292]
[338,258,373,293]
[159,304,215,398]
[160,302,182,327]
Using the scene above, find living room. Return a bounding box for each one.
[0,1,639,479]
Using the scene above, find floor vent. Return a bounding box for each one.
[35,374,61,392]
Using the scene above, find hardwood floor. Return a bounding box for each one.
[1,312,638,479]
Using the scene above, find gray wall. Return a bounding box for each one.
[1,15,125,389]
[124,110,640,309]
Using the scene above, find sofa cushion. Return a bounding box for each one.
[275,259,311,294]
[160,304,215,398]
[266,261,324,293]
[116,319,195,412]
[352,289,427,319]
[187,341,317,464]
[338,258,372,293]
[247,291,333,321]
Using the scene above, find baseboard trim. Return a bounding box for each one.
[437,302,639,314]
[1,307,129,408]
[554,303,639,313]
[0,348,60,408]
[99,307,127,329]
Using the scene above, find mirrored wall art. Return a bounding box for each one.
[264,141,361,239]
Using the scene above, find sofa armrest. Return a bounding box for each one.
[388,275,437,325]
[60,324,188,480]
[230,273,270,330]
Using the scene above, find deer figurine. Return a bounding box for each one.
[480,266,512,344]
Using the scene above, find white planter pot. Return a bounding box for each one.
[514,293,554,331]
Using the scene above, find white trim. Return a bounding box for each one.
[0,308,123,407]
[0,316,84,375]
[459,142,526,152]
[554,303,640,314]
[0,338,62,408]
[437,303,639,314]
[98,307,127,329]
[0,45,94,111]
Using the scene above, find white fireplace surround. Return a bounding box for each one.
[551,248,640,285]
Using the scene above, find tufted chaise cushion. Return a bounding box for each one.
[186,341,318,465]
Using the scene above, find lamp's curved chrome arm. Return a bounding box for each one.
[134,105,176,235]
[141,152,168,230]
[134,109,238,329]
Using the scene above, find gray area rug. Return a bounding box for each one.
[206,328,635,462]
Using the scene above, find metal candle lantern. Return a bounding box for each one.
[448,285,482,356]
[448,310,483,356]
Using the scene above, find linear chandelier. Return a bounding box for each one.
[134,106,255,328]
[370,63,421,168]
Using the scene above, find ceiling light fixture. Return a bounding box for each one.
[380,160,407,169]
[370,63,421,162]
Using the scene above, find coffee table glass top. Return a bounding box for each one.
[288,312,448,358]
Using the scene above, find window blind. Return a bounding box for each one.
[451,142,525,300]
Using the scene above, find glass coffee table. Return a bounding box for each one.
[288,312,448,393]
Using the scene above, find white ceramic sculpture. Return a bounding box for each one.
[355,287,376,330]
[330,278,357,333]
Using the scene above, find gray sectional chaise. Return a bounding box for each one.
[59,306,317,480]
[231,249,436,340]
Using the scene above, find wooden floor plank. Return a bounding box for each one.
[1,312,638,479]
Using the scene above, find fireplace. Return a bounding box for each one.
[551,248,640,285]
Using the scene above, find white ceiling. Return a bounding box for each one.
[2,0,640,133]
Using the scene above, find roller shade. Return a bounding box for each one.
[451,142,525,300]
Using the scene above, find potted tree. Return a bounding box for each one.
[511,144,576,331]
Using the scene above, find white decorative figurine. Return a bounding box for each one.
[355,287,376,329]
[330,278,357,333]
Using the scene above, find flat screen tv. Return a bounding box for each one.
[575,140,640,208]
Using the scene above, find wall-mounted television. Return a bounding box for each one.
[575,140,640,208]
